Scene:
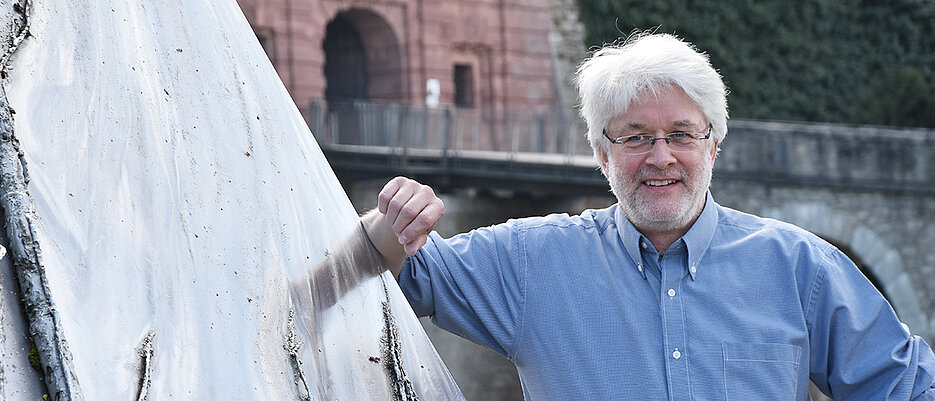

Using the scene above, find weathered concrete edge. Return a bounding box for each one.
[0,1,83,400]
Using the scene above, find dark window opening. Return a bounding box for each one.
[324,17,368,102]
[454,64,474,108]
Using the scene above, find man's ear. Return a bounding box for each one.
[709,140,720,163]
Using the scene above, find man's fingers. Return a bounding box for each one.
[397,200,444,244]
[392,185,442,240]
[383,183,418,234]
[377,176,408,214]
[403,235,429,256]
[374,177,443,255]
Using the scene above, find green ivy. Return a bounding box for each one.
[27,338,41,371]
[576,0,935,128]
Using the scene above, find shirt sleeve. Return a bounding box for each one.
[806,247,935,399]
[397,220,527,359]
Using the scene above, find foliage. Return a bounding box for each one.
[576,0,935,128]
[28,338,41,371]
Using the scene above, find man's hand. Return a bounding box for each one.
[362,177,445,276]
[378,177,445,255]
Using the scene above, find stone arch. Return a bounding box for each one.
[322,8,405,102]
[761,203,931,340]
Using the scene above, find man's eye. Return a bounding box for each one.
[668,132,690,139]
[622,135,647,144]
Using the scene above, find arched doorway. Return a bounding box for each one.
[321,9,405,146]
[323,17,368,102]
[322,8,404,101]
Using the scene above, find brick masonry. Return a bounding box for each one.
[238,0,556,118]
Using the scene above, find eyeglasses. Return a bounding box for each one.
[603,123,712,155]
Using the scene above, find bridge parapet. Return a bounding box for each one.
[308,99,591,157]
[718,121,935,194]
[307,99,935,195]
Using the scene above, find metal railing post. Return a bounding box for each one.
[536,114,546,153]
[443,107,451,158]
[328,109,338,145]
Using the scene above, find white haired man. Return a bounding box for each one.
[361,33,935,399]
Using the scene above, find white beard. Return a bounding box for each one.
[606,154,712,234]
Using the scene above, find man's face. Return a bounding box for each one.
[599,86,718,234]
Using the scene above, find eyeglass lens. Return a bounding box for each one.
[622,135,699,154]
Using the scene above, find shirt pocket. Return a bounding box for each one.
[722,342,801,401]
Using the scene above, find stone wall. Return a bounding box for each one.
[238,0,556,114]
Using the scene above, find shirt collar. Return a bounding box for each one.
[617,206,648,279]
[616,191,719,280]
[682,192,718,280]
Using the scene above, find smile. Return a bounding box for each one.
[644,179,678,187]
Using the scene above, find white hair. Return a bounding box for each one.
[575,33,729,157]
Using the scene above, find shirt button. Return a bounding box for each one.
[690,265,697,274]
[673,349,681,359]
[667,288,676,297]
[641,241,647,249]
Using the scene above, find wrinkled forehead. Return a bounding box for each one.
[606,86,707,132]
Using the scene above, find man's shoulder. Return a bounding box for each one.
[508,204,617,235]
[715,204,836,253]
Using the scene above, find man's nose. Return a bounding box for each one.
[644,138,677,168]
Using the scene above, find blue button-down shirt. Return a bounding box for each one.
[399,194,935,400]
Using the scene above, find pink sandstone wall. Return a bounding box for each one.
[238,0,555,116]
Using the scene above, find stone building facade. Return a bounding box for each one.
[238,0,556,117]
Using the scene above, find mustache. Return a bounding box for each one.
[633,166,687,182]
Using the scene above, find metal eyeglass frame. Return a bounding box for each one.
[603,123,712,155]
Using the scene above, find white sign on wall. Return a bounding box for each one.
[426,78,440,108]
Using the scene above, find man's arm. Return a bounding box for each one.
[807,248,935,399]
[361,176,445,277]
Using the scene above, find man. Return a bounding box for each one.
[361,33,935,399]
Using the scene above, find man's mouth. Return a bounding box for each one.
[644,179,678,187]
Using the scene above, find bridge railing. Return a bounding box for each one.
[717,120,935,192]
[307,99,591,159]
[306,99,935,193]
